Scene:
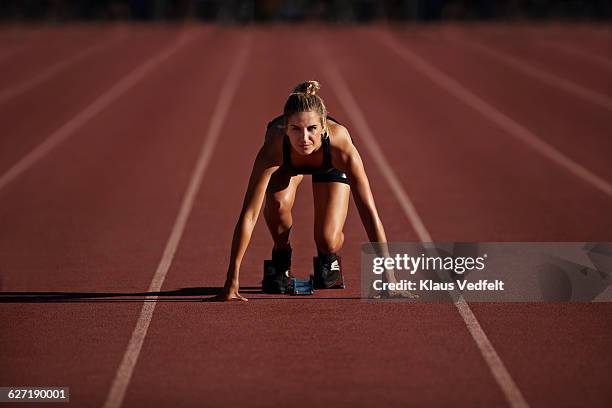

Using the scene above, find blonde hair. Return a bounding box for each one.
[283,80,327,125]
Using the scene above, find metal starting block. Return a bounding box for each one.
[263,255,345,295]
[262,260,315,295]
[288,276,315,295]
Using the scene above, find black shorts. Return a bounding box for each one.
[312,168,349,184]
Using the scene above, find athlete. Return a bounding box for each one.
[216,80,395,301]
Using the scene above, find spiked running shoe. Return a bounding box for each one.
[312,253,345,289]
[262,247,292,294]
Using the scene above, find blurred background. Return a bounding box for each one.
[1,0,611,23]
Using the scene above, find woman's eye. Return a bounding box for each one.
[308,126,316,131]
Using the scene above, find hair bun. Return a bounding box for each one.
[292,80,321,96]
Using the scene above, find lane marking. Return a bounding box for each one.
[315,35,530,408]
[0,29,198,195]
[0,27,127,105]
[101,34,251,408]
[448,36,612,112]
[377,30,612,199]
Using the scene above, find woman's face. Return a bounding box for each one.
[285,111,325,156]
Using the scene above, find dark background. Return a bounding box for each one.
[1,0,611,22]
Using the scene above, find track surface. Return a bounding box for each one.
[0,22,611,407]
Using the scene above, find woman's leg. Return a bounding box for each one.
[312,181,350,254]
[264,170,303,250]
[262,171,303,293]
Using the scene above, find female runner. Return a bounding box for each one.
[217,80,393,301]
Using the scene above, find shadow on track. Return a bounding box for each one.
[0,286,262,303]
[0,287,361,302]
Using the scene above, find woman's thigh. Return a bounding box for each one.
[312,181,350,239]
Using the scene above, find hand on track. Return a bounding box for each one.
[206,286,248,302]
[373,289,419,300]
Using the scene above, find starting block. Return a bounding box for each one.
[262,260,315,295]
[288,276,315,295]
[313,255,346,289]
[263,255,345,295]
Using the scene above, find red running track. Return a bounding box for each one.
[0,23,611,407]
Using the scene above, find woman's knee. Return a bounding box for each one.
[315,230,344,253]
[265,193,293,220]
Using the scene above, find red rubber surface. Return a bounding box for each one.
[0,23,611,407]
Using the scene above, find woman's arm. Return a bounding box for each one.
[217,139,280,301]
[331,126,386,245]
[331,126,414,296]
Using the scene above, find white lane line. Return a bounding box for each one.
[321,70,430,242]
[0,29,198,195]
[0,28,127,105]
[315,37,530,408]
[377,30,612,199]
[449,36,612,112]
[538,41,612,72]
[101,34,251,408]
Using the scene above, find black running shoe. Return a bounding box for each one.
[262,246,292,294]
[313,252,340,289]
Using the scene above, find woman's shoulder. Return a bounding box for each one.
[261,115,285,165]
[328,121,352,150]
[264,115,285,144]
[266,115,284,132]
[328,120,357,172]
